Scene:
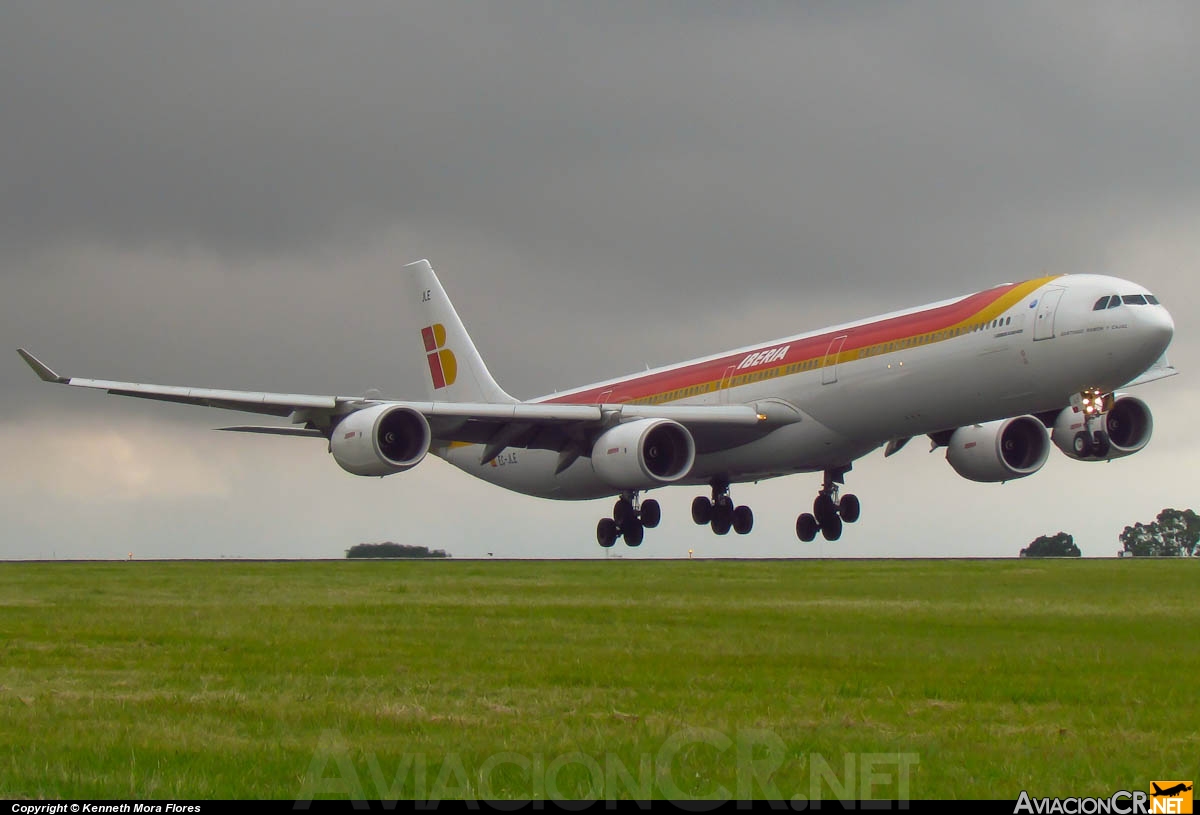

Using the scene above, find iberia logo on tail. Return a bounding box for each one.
[421,324,457,389]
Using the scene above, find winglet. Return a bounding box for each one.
[17,349,69,383]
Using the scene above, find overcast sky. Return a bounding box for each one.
[3,2,1197,560]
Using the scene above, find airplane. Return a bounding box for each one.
[1152,783,1192,797]
[18,259,1176,548]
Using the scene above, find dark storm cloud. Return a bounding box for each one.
[4,2,1198,284]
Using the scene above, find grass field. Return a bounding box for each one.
[1,559,1197,801]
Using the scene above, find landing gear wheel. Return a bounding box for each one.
[613,498,635,528]
[640,499,661,529]
[623,519,644,547]
[839,494,861,524]
[711,498,734,536]
[597,518,618,548]
[796,513,818,542]
[732,505,754,535]
[821,514,843,542]
[814,494,838,527]
[691,496,712,525]
[1072,430,1093,457]
[1091,430,1110,458]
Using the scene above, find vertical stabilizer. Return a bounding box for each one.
[406,259,516,404]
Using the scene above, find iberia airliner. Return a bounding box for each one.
[19,260,1176,547]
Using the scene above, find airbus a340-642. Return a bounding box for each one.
[20,259,1176,547]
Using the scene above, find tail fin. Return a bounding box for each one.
[406,259,516,404]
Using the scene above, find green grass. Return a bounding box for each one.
[1,559,1196,800]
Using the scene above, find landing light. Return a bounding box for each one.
[1077,388,1113,416]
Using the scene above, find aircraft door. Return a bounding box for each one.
[719,366,736,404]
[822,335,847,385]
[1033,288,1066,341]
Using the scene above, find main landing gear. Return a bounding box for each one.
[795,468,860,542]
[597,492,661,548]
[690,480,754,536]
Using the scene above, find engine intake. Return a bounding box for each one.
[946,416,1050,483]
[1051,395,1153,461]
[330,404,431,476]
[591,418,696,490]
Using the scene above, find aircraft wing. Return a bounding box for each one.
[1120,353,1178,389]
[17,349,787,455]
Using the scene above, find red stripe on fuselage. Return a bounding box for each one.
[542,280,1041,405]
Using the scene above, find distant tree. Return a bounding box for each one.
[1119,508,1200,557]
[345,542,450,559]
[1020,532,1081,558]
[1119,522,1167,557]
[1154,508,1200,557]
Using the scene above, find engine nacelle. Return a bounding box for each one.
[330,404,431,476]
[591,418,696,490]
[1051,395,1153,461]
[946,415,1050,483]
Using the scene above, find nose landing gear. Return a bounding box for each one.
[1071,388,1114,459]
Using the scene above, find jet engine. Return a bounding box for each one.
[330,404,431,476]
[1051,395,1153,461]
[946,416,1050,483]
[591,418,696,490]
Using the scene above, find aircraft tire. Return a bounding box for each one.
[641,499,661,529]
[597,518,618,548]
[711,514,732,536]
[732,505,754,535]
[1091,430,1111,459]
[821,514,843,542]
[1072,431,1093,457]
[691,496,712,525]
[623,519,645,547]
[814,494,837,527]
[796,513,819,542]
[614,498,635,528]
[839,494,861,524]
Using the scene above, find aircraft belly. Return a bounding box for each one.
[439,408,869,499]
[441,445,613,500]
[688,421,874,482]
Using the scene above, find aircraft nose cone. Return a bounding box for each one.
[1147,304,1175,351]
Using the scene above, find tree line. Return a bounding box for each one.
[345,542,450,559]
[1021,507,1200,558]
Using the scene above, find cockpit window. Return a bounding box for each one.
[1145,294,1160,305]
[1122,294,1148,305]
[1107,296,1122,309]
[1093,296,1110,310]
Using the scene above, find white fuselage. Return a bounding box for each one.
[440,274,1175,499]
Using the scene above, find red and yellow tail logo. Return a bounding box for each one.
[421,324,457,389]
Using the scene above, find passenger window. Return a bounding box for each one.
[1093,297,1110,310]
[1122,294,1147,305]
